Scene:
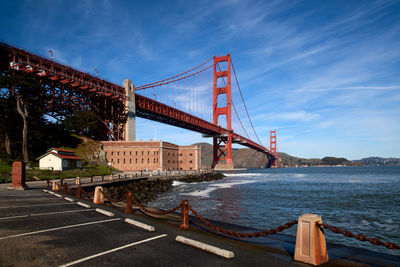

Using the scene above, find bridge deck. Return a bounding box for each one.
[0,184,398,266]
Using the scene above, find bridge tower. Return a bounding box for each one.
[269,130,278,168]
[212,54,234,170]
[123,79,136,141]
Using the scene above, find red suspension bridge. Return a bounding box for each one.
[0,41,278,168]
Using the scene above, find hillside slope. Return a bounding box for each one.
[194,142,362,168]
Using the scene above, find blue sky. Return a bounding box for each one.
[1,0,399,159]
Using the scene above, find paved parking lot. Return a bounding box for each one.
[0,187,301,267]
[1,187,399,267]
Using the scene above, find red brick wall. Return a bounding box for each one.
[101,141,201,171]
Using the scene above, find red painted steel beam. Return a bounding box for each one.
[0,41,127,101]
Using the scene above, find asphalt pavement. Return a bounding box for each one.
[0,184,399,267]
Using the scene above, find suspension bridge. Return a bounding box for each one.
[0,41,277,168]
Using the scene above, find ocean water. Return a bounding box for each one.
[150,166,400,256]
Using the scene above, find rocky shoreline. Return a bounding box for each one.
[103,171,224,204]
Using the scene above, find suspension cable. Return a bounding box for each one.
[231,59,263,146]
[136,65,212,91]
[136,57,213,89]
[216,64,250,139]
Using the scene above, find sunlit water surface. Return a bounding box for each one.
[150,166,400,255]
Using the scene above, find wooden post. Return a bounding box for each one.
[76,186,81,198]
[52,181,59,191]
[125,192,132,214]
[93,186,104,204]
[295,214,329,265]
[179,200,189,230]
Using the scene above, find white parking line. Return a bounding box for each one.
[0,203,75,209]
[58,234,167,267]
[0,198,61,202]
[0,218,121,240]
[0,194,47,197]
[0,209,94,221]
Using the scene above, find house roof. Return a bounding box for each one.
[37,151,82,161]
[47,147,74,153]
[49,152,82,160]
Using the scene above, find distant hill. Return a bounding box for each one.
[194,142,268,168]
[193,143,361,168]
[356,157,400,166]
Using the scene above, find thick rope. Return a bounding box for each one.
[318,223,400,250]
[188,203,297,238]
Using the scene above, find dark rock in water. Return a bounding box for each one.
[104,171,223,204]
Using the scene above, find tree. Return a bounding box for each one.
[63,110,101,137]
[0,70,48,163]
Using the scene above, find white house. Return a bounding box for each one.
[38,148,82,171]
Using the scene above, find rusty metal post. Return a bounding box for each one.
[118,174,121,180]
[179,200,189,230]
[90,176,93,183]
[60,179,64,185]
[46,179,50,188]
[125,192,132,214]
[102,175,104,182]
[76,186,81,198]
[125,174,127,179]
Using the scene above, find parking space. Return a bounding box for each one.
[0,188,230,266]
[3,187,393,267]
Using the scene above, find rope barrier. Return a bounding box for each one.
[131,193,182,216]
[54,185,399,252]
[99,189,127,203]
[188,203,297,238]
[318,223,400,250]
[77,185,94,198]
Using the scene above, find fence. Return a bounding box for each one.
[48,179,399,265]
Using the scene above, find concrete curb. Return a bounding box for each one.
[77,202,91,208]
[64,197,75,202]
[124,218,155,232]
[54,193,62,198]
[175,235,234,259]
[95,208,114,217]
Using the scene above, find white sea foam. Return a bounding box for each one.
[293,173,307,178]
[181,179,259,197]
[172,180,185,186]
[223,173,266,177]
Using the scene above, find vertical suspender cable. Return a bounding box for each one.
[231,60,262,145]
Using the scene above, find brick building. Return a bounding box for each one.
[101,141,200,171]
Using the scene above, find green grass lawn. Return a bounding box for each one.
[26,165,115,180]
[0,163,115,183]
[0,160,12,183]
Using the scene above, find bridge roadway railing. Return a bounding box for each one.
[48,178,399,265]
